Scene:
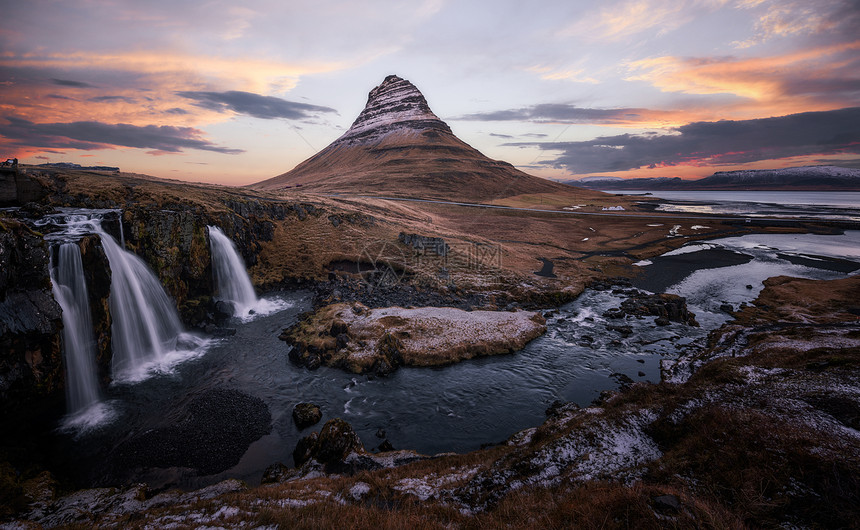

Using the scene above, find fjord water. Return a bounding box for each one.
[50,243,102,420]
[207,224,290,321]
[612,190,860,220]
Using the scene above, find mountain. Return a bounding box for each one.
[252,75,580,201]
[569,166,860,191]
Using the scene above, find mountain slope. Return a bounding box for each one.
[252,75,585,201]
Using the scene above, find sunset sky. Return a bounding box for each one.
[1,0,858,186]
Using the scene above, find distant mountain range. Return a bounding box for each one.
[252,75,588,201]
[567,166,860,191]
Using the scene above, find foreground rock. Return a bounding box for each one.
[292,402,322,429]
[282,303,546,374]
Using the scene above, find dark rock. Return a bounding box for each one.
[0,219,63,409]
[293,431,319,467]
[608,324,633,337]
[398,232,448,256]
[335,333,350,349]
[293,418,365,472]
[214,300,235,319]
[746,284,753,289]
[111,389,271,477]
[375,428,386,439]
[638,371,646,377]
[305,354,321,370]
[377,439,394,452]
[652,494,681,513]
[618,292,698,326]
[293,403,322,429]
[719,304,734,313]
[260,462,292,484]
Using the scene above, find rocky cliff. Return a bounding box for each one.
[0,219,63,411]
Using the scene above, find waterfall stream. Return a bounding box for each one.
[207,225,288,321]
[50,243,102,417]
[208,226,258,317]
[96,225,207,382]
[38,209,208,395]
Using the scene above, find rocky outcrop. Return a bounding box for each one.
[604,291,698,326]
[398,232,449,256]
[77,234,112,384]
[292,402,322,429]
[291,418,428,475]
[0,218,63,410]
[281,303,547,374]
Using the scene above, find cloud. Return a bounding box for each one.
[733,0,859,48]
[509,107,860,174]
[89,95,137,103]
[560,0,693,42]
[176,90,337,120]
[489,132,514,139]
[626,40,860,108]
[51,78,94,88]
[0,117,243,154]
[455,103,681,126]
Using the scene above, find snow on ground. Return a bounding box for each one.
[527,410,661,486]
[394,467,481,501]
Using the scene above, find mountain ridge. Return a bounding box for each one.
[567,165,860,191]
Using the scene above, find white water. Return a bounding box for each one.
[38,210,208,385]
[97,227,208,382]
[50,243,105,426]
[208,225,289,321]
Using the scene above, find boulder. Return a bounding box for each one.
[292,418,365,472]
[292,402,322,429]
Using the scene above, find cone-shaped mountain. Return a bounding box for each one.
[253,75,579,201]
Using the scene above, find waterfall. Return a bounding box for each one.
[207,225,289,321]
[50,243,102,415]
[38,209,208,384]
[208,226,258,316]
[96,226,202,380]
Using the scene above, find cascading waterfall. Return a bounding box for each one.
[208,226,258,317]
[96,225,206,380]
[206,225,291,321]
[39,209,208,385]
[50,243,102,416]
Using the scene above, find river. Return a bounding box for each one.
[57,228,860,490]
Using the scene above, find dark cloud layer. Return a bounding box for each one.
[456,103,658,124]
[88,95,137,103]
[176,90,337,120]
[1,117,242,154]
[508,107,860,174]
[51,78,94,88]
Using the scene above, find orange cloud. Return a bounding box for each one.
[625,40,860,116]
[0,50,345,127]
[560,0,694,41]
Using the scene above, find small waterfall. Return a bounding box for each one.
[50,243,102,415]
[208,226,258,316]
[97,227,199,380]
[207,225,290,321]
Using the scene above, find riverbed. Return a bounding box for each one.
[56,230,860,490]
